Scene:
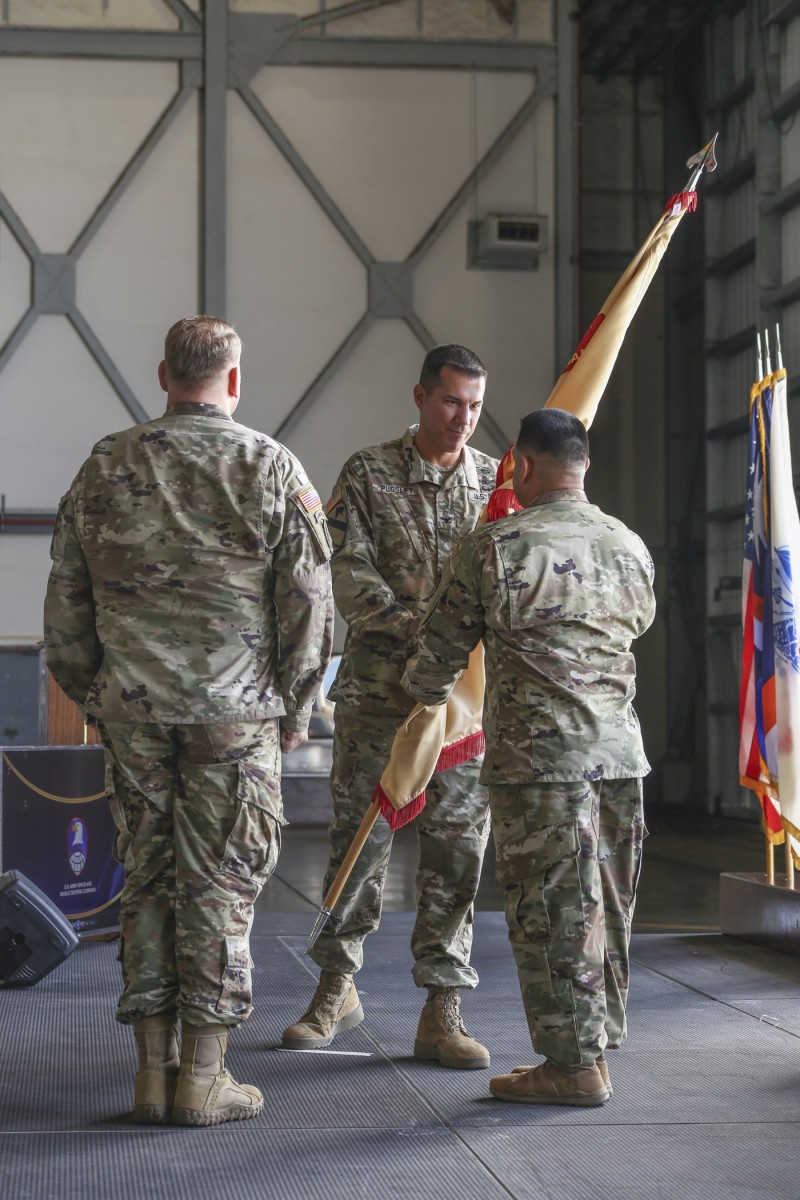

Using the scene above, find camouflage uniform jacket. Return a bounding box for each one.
[327,425,497,717]
[402,489,655,784]
[44,402,334,730]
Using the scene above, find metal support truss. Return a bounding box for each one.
[0,1,572,455]
[0,78,194,423]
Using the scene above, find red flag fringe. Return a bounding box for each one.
[486,488,523,522]
[435,728,486,771]
[373,729,486,830]
[374,783,426,830]
[664,190,697,216]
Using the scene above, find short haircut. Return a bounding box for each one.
[164,315,242,384]
[516,408,589,467]
[418,343,487,392]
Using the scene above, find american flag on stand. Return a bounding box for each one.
[739,368,800,860]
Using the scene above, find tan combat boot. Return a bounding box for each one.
[512,1052,613,1097]
[171,1024,263,1127]
[281,971,364,1049]
[491,1059,609,1107]
[132,1013,180,1125]
[413,987,490,1070]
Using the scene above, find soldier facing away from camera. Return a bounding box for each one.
[45,315,333,1126]
[403,408,655,1106]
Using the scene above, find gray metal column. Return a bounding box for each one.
[555,0,578,372]
[203,0,227,315]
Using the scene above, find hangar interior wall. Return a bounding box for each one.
[705,1,800,817]
[0,0,560,646]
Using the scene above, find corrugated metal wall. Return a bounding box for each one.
[705,0,800,816]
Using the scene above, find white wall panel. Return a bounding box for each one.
[0,537,53,640]
[412,117,554,441]
[249,65,536,263]
[227,89,367,435]
[0,220,29,347]
[284,317,424,499]
[2,0,177,28]
[0,21,560,641]
[0,58,178,252]
[0,316,125,511]
[78,98,200,422]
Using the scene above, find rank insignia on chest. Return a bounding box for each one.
[296,485,322,514]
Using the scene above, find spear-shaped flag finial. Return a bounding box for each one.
[685,132,719,188]
[544,133,720,427]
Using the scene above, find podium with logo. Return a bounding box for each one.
[0,665,122,939]
[0,746,122,938]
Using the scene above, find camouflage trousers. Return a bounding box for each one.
[97,720,283,1028]
[311,711,491,988]
[490,777,645,1066]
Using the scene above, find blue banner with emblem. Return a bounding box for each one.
[0,746,122,938]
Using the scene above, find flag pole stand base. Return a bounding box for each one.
[720,871,800,958]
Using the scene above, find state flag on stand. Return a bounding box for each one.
[739,368,800,862]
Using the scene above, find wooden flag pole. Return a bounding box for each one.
[766,838,775,885]
[305,798,381,952]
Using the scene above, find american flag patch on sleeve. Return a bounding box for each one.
[296,485,322,513]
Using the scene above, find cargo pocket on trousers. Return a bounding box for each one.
[104,757,134,872]
[498,819,588,939]
[215,935,253,1019]
[219,764,283,886]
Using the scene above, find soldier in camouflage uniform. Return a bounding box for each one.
[402,408,655,1107]
[281,345,498,1068]
[44,316,333,1127]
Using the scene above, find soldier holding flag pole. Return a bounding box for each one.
[298,135,719,1077]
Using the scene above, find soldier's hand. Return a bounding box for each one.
[280,729,308,754]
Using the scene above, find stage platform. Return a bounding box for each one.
[2,910,799,1200]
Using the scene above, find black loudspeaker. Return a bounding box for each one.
[0,870,79,987]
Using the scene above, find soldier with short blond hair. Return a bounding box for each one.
[403,407,655,1107]
[45,315,334,1127]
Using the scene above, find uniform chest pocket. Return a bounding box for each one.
[388,496,433,561]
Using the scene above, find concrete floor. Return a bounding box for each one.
[4,799,797,1200]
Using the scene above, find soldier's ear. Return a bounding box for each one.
[228,364,241,400]
[518,452,535,485]
[158,360,169,393]
[413,383,425,411]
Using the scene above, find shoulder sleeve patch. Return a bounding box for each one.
[291,485,333,560]
[297,484,323,514]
